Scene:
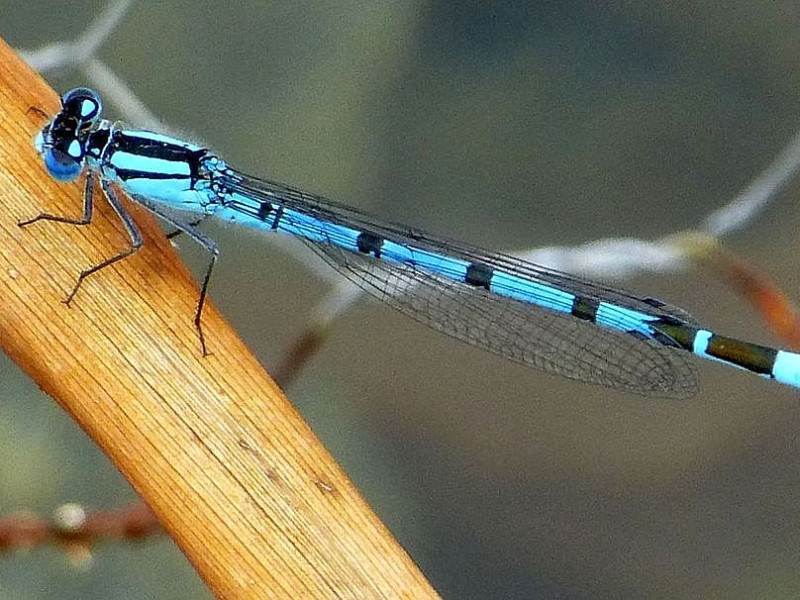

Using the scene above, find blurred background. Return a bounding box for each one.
[2,1,800,598]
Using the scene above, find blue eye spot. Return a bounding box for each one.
[44,149,83,181]
[67,139,83,160]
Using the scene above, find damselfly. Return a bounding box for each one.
[22,88,800,397]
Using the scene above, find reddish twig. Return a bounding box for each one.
[0,503,162,554]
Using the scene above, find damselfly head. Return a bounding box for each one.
[34,88,103,182]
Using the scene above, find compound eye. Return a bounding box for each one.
[61,87,102,123]
[43,139,84,181]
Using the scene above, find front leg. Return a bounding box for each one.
[20,172,144,307]
[18,171,96,228]
[62,178,144,306]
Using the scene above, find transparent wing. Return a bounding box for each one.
[220,170,699,397]
[301,240,698,397]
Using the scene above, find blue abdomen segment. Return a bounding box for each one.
[595,303,659,337]
[773,351,800,387]
[380,240,471,282]
[490,271,574,315]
